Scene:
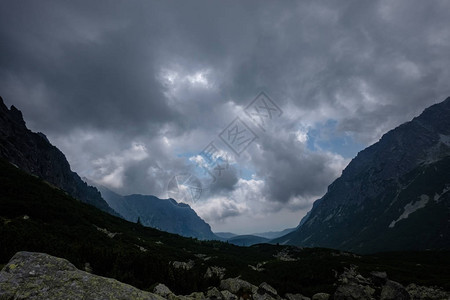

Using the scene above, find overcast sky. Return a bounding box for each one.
[1,0,450,234]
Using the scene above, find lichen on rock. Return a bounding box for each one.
[0,251,165,300]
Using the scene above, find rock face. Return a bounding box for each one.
[274,97,450,253]
[0,96,116,215]
[97,185,218,240]
[0,251,163,300]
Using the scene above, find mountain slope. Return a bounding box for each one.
[227,235,270,246]
[251,228,297,239]
[0,96,116,215]
[97,185,218,240]
[274,97,450,253]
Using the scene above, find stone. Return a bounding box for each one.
[220,290,238,300]
[285,293,310,300]
[204,266,226,279]
[258,282,278,297]
[370,271,388,286]
[154,283,173,297]
[206,287,224,300]
[172,260,195,270]
[0,251,164,300]
[311,293,330,300]
[334,283,375,300]
[380,280,411,300]
[406,283,450,300]
[253,293,276,300]
[219,278,257,294]
[187,291,206,300]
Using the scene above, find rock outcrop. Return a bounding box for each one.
[0,251,163,300]
[0,96,116,215]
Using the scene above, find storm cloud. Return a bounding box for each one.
[1,0,449,233]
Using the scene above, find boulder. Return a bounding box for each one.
[219,278,257,294]
[205,266,226,279]
[285,293,310,300]
[380,280,411,300]
[311,293,329,300]
[172,260,195,270]
[154,283,173,297]
[370,271,388,286]
[253,293,276,300]
[334,283,375,300]
[187,291,206,300]
[257,282,278,297]
[206,287,224,300]
[220,290,238,300]
[0,251,164,300]
[406,283,450,300]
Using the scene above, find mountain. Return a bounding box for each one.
[227,235,270,246]
[96,184,218,240]
[250,228,297,240]
[215,228,296,241]
[214,232,238,239]
[274,97,450,253]
[0,96,116,215]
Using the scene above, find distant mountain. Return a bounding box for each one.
[250,228,296,240]
[96,185,218,240]
[215,228,296,240]
[215,232,238,239]
[0,96,116,215]
[274,97,450,253]
[227,235,270,246]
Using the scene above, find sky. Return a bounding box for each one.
[1,1,450,234]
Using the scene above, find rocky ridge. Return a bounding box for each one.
[274,97,450,253]
[97,185,218,240]
[1,252,448,300]
[0,96,116,215]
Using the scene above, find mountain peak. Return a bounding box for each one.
[274,96,450,253]
[0,97,26,128]
[9,105,26,127]
[96,185,217,240]
[0,96,8,112]
[0,96,117,215]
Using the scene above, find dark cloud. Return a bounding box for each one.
[1,0,449,232]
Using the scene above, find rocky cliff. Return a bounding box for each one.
[274,97,450,253]
[0,96,116,215]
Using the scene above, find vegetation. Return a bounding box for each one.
[0,159,449,297]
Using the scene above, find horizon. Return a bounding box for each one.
[1,0,450,234]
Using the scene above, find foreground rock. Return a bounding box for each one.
[333,265,449,300]
[0,251,164,300]
[1,251,449,300]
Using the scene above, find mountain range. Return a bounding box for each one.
[96,184,218,240]
[1,95,449,254]
[0,96,217,240]
[274,97,450,253]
